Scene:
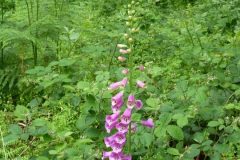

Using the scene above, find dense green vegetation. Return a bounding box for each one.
[0,0,240,159]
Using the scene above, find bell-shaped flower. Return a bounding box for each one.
[121,108,132,125]
[104,135,115,148]
[135,99,143,110]
[112,92,124,106]
[105,120,118,133]
[121,78,128,87]
[108,78,128,90]
[111,141,124,153]
[116,122,128,133]
[108,81,122,90]
[141,118,154,128]
[118,56,126,62]
[105,112,120,132]
[111,102,123,113]
[136,80,145,88]
[127,94,135,109]
[102,151,112,160]
[114,132,126,145]
[109,152,122,160]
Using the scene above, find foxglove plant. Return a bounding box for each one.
[103,1,154,159]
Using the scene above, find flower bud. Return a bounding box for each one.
[128,4,131,8]
[118,56,126,62]
[124,33,128,38]
[131,1,135,4]
[122,69,129,75]
[139,65,145,71]
[128,38,133,43]
[126,22,131,26]
[117,44,127,48]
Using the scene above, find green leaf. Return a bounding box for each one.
[140,132,153,147]
[208,121,220,127]
[177,116,188,128]
[32,118,47,127]
[166,125,184,140]
[77,81,90,90]
[58,58,76,66]
[13,105,30,121]
[146,98,159,108]
[9,124,22,135]
[167,148,180,155]
[193,132,204,143]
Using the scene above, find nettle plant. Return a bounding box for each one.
[102,1,154,160]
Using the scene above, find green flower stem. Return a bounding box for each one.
[128,43,134,154]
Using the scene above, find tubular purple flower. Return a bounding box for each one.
[105,120,118,133]
[127,94,135,109]
[104,135,115,148]
[116,122,129,133]
[108,82,122,90]
[114,132,126,145]
[121,78,128,87]
[102,151,112,160]
[111,141,124,153]
[141,118,154,128]
[135,99,143,110]
[136,80,145,88]
[109,152,122,160]
[111,101,124,113]
[112,92,124,106]
[121,108,132,124]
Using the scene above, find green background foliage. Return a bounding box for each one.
[0,0,240,159]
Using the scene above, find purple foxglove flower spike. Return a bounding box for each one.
[121,108,132,125]
[136,80,145,88]
[127,94,135,109]
[141,118,154,128]
[135,99,143,110]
